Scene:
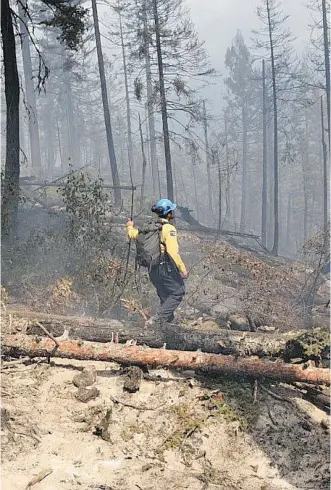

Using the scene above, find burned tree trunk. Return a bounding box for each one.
[3,334,330,385]
[8,310,324,359]
[91,0,121,207]
[1,0,20,236]
[18,0,42,173]
[176,206,260,239]
[153,0,174,201]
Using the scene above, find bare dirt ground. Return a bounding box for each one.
[1,227,330,490]
[1,350,330,490]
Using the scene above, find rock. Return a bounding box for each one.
[123,366,142,393]
[211,304,231,318]
[73,367,97,388]
[76,386,100,403]
[200,320,221,331]
[228,314,250,332]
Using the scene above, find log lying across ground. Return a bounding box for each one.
[7,309,309,358]
[2,334,330,385]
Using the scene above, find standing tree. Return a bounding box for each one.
[1,0,88,236]
[261,58,268,246]
[152,0,173,200]
[202,100,213,214]
[224,31,256,233]
[306,0,330,230]
[254,0,295,255]
[321,0,330,148]
[91,0,121,206]
[1,0,20,235]
[18,0,42,173]
[130,0,213,201]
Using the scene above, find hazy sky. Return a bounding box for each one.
[187,0,312,110]
[99,0,313,114]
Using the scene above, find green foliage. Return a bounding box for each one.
[285,329,330,361]
[59,171,111,248]
[162,404,205,450]
[2,172,130,315]
[42,1,88,51]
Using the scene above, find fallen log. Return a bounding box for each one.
[8,309,308,358]
[293,383,330,413]
[176,205,260,239]
[10,310,164,347]
[2,334,330,385]
[20,181,137,191]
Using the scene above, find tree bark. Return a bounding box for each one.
[64,72,81,169]
[224,114,231,225]
[321,96,328,231]
[46,100,56,177]
[267,0,279,256]
[192,160,200,221]
[240,104,248,233]
[176,206,260,238]
[6,309,301,357]
[322,0,330,149]
[215,150,222,236]
[261,59,268,247]
[91,0,121,207]
[267,110,274,249]
[56,117,64,172]
[119,13,134,179]
[3,333,330,385]
[203,100,213,216]
[302,111,310,243]
[152,0,174,201]
[1,0,20,236]
[286,192,292,251]
[18,0,42,174]
[139,114,147,209]
[143,1,158,195]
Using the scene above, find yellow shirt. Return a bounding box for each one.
[126,218,187,274]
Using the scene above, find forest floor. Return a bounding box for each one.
[1,334,330,490]
[1,227,330,490]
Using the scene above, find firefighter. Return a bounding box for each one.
[126,198,188,325]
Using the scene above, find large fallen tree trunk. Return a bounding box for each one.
[111,214,260,239]
[8,309,309,358]
[2,334,330,385]
[176,206,260,239]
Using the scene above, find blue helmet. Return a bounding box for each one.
[155,198,177,216]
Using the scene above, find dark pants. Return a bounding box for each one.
[149,259,185,324]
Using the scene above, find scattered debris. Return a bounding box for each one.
[25,467,53,489]
[93,408,112,441]
[123,366,142,393]
[73,367,97,388]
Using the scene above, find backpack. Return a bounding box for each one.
[135,220,164,269]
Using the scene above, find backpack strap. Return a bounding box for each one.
[156,219,166,247]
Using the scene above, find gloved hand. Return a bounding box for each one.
[126,220,134,227]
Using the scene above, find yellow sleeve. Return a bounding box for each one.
[162,224,187,275]
[126,222,139,240]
